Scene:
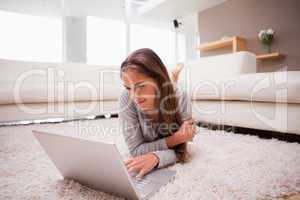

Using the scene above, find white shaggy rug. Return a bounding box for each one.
[1,118,300,200]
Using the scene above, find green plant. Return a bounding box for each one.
[258,29,274,53]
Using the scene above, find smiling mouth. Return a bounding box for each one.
[136,99,146,105]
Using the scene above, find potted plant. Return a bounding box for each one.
[258,29,274,53]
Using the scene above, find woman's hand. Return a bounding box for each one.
[166,118,197,148]
[124,153,159,178]
[177,118,197,142]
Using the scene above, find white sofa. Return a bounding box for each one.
[178,52,300,135]
[0,59,121,123]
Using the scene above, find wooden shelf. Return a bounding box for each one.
[256,52,284,60]
[198,36,246,53]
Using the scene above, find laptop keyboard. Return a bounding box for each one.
[132,177,152,190]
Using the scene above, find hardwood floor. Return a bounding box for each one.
[277,194,300,200]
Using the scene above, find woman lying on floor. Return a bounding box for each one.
[118,48,197,178]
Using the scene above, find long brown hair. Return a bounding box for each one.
[120,48,189,163]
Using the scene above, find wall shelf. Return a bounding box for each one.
[198,36,246,53]
[256,52,284,60]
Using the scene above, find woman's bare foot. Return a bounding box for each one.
[171,63,184,83]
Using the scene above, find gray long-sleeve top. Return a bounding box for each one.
[118,85,192,168]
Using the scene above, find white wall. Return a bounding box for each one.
[63,16,87,63]
[176,13,199,61]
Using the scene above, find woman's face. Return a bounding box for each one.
[121,68,159,113]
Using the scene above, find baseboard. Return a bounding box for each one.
[197,121,300,144]
[0,113,119,127]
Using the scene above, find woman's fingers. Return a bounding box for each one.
[126,159,146,170]
[188,119,197,141]
[136,161,156,178]
[126,157,141,167]
[179,118,196,142]
[124,158,134,166]
[136,168,148,178]
[127,160,145,172]
[192,124,196,132]
[128,164,143,173]
[126,157,150,173]
[186,118,194,124]
[125,154,158,178]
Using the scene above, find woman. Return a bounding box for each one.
[118,48,196,178]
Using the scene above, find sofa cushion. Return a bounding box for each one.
[189,71,300,104]
[178,51,257,86]
[0,59,122,104]
[0,59,121,84]
[192,100,300,135]
[0,83,121,105]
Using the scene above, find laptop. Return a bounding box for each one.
[32,129,176,200]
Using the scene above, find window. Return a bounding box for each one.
[0,11,62,62]
[130,24,176,66]
[87,16,126,65]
